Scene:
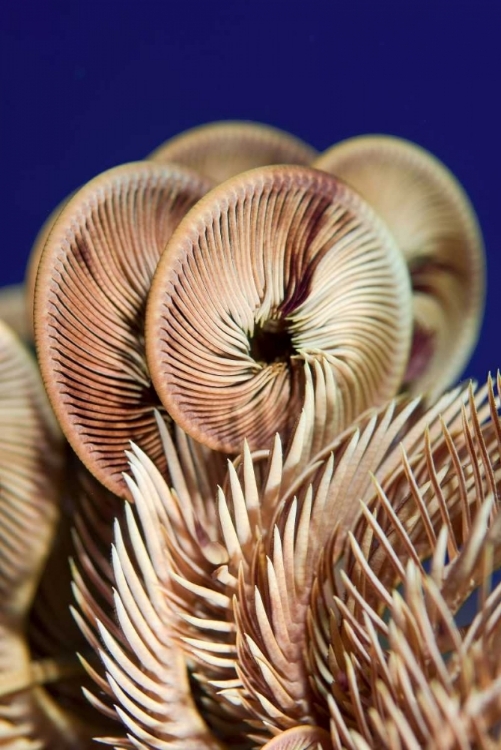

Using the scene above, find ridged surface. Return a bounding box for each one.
[26,194,73,339]
[34,162,212,497]
[78,376,493,748]
[75,450,227,750]
[314,135,485,398]
[309,377,501,749]
[147,165,412,453]
[25,457,123,745]
[149,120,318,183]
[229,383,487,739]
[70,418,229,746]
[0,322,88,747]
[0,321,63,628]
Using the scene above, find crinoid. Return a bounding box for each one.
[0,123,492,749]
[310,375,501,749]
[70,370,500,749]
[148,120,318,184]
[146,164,412,453]
[314,135,485,398]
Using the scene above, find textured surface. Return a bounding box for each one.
[147,164,412,453]
[34,161,212,497]
[73,373,501,748]
[0,321,85,747]
[311,378,501,749]
[0,321,63,627]
[314,135,485,398]
[149,121,318,183]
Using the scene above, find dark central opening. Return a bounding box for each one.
[250,319,294,365]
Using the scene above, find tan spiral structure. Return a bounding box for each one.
[146,164,413,453]
[314,135,485,398]
[149,120,318,183]
[34,161,213,497]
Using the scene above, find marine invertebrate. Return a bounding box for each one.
[0,122,492,748]
[149,121,318,184]
[34,161,212,497]
[309,378,501,749]
[25,193,73,340]
[0,321,109,747]
[147,164,412,452]
[71,371,499,748]
[314,135,485,398]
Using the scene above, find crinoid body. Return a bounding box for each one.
[0,122,493,749]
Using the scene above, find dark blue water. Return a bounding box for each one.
[1,2,500,383]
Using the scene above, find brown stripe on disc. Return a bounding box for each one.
[149,120,318,183]
[34,162,213,497]
[146,165,412,454]
[314,135,485,398]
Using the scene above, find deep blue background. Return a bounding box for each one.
[1,1,500,384]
